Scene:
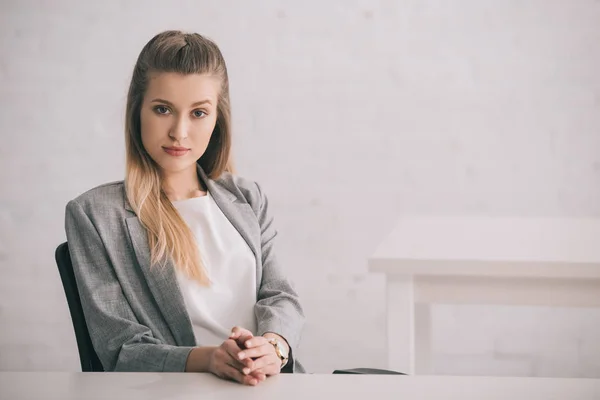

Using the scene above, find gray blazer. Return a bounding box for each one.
[64,165,305,373]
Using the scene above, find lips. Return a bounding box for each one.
[162,146,190,157]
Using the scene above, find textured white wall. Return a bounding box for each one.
[1,0,599,376]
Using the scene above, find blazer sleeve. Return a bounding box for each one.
[64,200,194,372]
[250,182,306,373]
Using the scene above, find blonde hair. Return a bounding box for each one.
[124,30,234,286]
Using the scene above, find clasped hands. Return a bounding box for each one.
[207,326,286,386]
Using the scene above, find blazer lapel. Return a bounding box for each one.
[198,165,261,263]
[125,216,196,347]
[198,165,263,289]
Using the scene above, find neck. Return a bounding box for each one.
[161,165,205,201]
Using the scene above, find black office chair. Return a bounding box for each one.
[55,242,104,372]
[55,241,403,375]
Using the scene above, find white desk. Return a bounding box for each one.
[1,372,598,400]
[368,216,600,375]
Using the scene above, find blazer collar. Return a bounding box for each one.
[123,164,237,212]
[126,163,260,259]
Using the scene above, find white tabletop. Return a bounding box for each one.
[370,216,600,278]
[1,372,599,400]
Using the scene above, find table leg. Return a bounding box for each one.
[386,275,415,375]
[415,303,432,375]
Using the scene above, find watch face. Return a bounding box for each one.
[276,341,288,358]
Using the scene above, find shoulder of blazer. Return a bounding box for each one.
[67,180,130,218]
[211,172,263,212]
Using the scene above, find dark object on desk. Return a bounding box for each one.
[55,242,105,372]
[333,368,406,375]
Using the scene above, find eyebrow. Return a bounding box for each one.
[151,98,212,107]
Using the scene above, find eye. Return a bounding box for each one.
[192,109,207,118]
[154,105,170,115]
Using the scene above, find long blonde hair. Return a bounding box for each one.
[124,30,233,286]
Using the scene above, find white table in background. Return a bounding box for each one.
[368,216,600,375]
[1,372,599,400]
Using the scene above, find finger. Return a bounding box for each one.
[223,340,254,370]
[221,363,259,386]
[229,326,254,340]
[215,344,250,373]
[250,354,280,371]
[243,336,269,349]
[238,343,272,361]
[249,371,267,382]
[252,364,280,377]
[231,353,254,371]
[235,334,254,350]
[230,328,254,349]
[226,358,255,377]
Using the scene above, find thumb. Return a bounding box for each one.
[230,326,254,349]
[230,326,253,339]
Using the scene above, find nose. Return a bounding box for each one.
[168,115,188,142]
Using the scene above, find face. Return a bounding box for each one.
[140,72,220,175]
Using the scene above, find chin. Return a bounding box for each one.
[156,159,197,173]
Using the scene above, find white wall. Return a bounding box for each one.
[1,0,599,376]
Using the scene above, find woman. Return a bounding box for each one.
[64,30,305,386]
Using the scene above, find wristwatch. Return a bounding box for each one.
[267,337,289,369]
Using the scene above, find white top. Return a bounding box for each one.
[2,373,599,400]
[172,192,257,346]
[369,216,600,278]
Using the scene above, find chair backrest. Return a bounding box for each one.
[55,242,104,372]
